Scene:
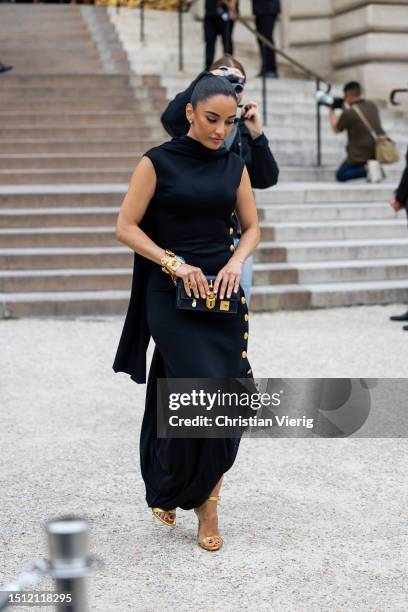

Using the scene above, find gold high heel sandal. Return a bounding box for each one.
[151,507,177,527]
[196,495,224,551]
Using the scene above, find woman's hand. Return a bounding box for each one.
[175,263,209,299]
[241,101,263,139]
[214,256,243,300]
[390,194,405,212]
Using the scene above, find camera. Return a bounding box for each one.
[316,90,344,109]
[218,65,245,94]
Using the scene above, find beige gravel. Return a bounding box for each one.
[1,304,407,611]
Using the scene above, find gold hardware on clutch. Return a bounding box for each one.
[220,300,230,311]
[192,298,197,308]
[206,280,216,309]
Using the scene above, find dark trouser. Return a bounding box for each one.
[255,12,279,74]
[204,16,235,71]
[336,160,367,182]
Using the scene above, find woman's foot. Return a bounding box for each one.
[194,495,223,550]
[151,507,176,526]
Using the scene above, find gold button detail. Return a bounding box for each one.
[244,314,249,321]
[242,351,247,359]
[244,332,248,340]
[229,244,235,253]
[247,368,252,375]
[241,296,246,304]
[229,227,234,235]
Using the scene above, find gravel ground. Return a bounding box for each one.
[1,304,407,611]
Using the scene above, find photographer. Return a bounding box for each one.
[201,0,238,71]
[160,54,279,304]
[328,81,385,182]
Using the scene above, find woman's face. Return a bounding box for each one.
[186,95,238,150]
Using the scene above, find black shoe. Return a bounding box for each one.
[403,325,408,331]
[0,63,13,74]
[390,311,408,322]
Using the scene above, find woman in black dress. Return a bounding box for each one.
[113,75,260,551]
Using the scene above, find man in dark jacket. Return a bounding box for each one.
[252,0,281,78]
[389,146,408,329]
[160,62,279,304]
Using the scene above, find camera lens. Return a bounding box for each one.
[234,83,244,94]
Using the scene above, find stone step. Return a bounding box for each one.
[0,268,131,293]
[0,153,158,170]
[254,238,408,263]
[1,86,166,102]
[0,169,133,185]
[259,219,408,241]
[256,183,397,204]
[259,202,398,222]
[0,139,155,155]
[0,126,161,140]
[0,74,131,86]
[0,289,130,318]
[3,99,156,112]
[278,166,403,182]
[0,186,124,208]
[0,246,131,270]
[252,258,408,285]
[0,208,119,228]
[250,280,408,310]
[2,257,408,294]
[0,203,398,227]
[0,112,158,128]
[0,227,117,248]
[1,278,408,316]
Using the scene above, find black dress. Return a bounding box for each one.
[113,135,254,511]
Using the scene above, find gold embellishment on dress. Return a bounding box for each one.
[241,297,246,304]
[242,351,247,359]
[247,368,252,375]
[229,244,235,253]
[206,280,216,309]
[229,227,234,235]
[244,314,249,321]
[244,332,248,340]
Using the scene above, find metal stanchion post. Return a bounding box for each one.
[262,43,267,126]
[316,78,322,166]
[178,0,184,71]
[140,0,145,43]
[46,517,99,612]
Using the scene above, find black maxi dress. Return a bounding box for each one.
[113,134,254,512]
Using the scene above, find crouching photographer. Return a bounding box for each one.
[319,81,386,183]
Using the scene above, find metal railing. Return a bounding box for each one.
[235,15,331,166]
[391,88,408,105]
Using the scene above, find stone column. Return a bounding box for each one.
[332,0,408,99]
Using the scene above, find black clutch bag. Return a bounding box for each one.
[176,275,240,314]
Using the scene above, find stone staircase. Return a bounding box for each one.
[1,4,408,316]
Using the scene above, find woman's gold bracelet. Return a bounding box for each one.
[160,249,185,285]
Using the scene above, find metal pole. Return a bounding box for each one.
[46,517,90,612]
[178,0,184,71]
[262,43,267,126]
[316,78,322,166]
[140,0,145,43]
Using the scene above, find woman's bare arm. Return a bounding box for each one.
[115,156,166,265]
[214,165,261,299]
[115,156,210,298]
